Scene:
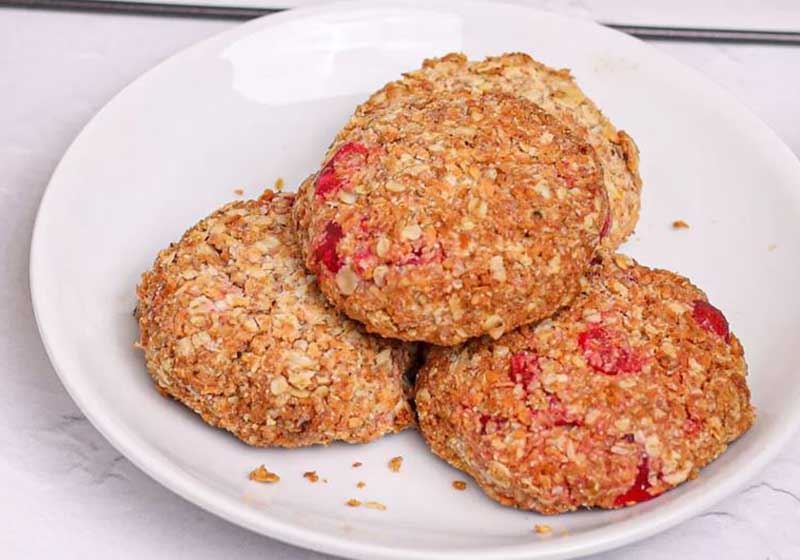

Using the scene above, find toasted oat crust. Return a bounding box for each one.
[374,52,642,249]
[294,89,607,345]
[416,253,754,514]
[135,191,416,447]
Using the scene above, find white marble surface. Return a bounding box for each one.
[2,5,799,559]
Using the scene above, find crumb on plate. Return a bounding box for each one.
[534,524,553,535]
[452,480,467,491]
[303,471,319,483]
[346,498,362,507]
[388,456,403,472]
[364,501,387,511]
[672,219,690,229]
[356,481,366,489]
[249,465,280,483]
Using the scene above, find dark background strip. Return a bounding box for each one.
[2,0,800,45]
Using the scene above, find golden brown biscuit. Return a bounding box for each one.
[367,52,642,249]
[136,191,416,447]
[416,253,754,514]
[293,89,607,345]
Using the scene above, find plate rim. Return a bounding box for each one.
[29,1,800,559]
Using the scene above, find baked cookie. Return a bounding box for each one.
[416,253,754,514]
[135,191,417,447]
[293,89,607,345]
[364,52,642,249]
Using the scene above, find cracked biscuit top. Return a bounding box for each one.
[135,191,416,448]
[293,88,608,345]
[415,253,754,514]
[364,52,642,250]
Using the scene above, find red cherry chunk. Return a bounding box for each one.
[509,351,539,386]
[315,142,368,200]
[614,456,655,507]
[600,209,612,239]
[578,326,643,375]
[479,414,507,435]
[692,299,731,342]
[314,222,344,273]
[548,396,582,428]
[684,418,702,437]
[398,243,444,266]
[556,159,577,188]
[351,246,374,275]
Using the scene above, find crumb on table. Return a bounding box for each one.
[303,471,319,483]
[534,524,553,535]
[248,465,280,483]
[672,219,690,230]
[452,480,467,491]
[388,456,403,472]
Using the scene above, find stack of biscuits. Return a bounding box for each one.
[136,53,754,514]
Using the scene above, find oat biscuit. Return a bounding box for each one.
[136,191,416,447]
[416,253,754,514]
[363,52,642,249]
[294,89,607,345]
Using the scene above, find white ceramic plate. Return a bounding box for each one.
[30,1,800,558]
